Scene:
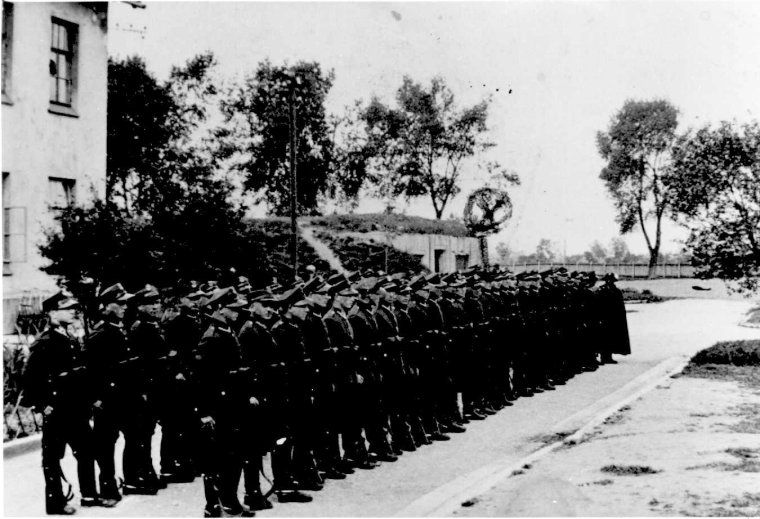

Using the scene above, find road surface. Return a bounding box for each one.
[4,298,757,517]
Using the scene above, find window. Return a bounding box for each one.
[48,177,75,209]
[455,254,469,271]
[2,2,12,103]
[3,172,27,273]
[49,18,77,108]
[433,249,445,273]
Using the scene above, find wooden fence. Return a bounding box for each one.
[508,262,695,279]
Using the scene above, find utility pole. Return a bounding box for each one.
[289,88,299,280]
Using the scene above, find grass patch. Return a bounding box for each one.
[688,340,760,367]
[620,287,669,303]
[529,431,573,445]
[600,464,661,476]
[310,213,470,237]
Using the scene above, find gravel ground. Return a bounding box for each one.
[4,298,758,517]
[454,367,760,517]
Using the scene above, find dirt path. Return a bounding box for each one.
[298,224,345,273]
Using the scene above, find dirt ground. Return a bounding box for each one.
[455,365,760,517]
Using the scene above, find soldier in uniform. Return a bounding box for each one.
[160,294,203,483]
[123,285,169,494]
[84,283,134,503]
[194,307,246,517]
[23,291,115,514]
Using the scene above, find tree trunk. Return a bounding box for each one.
[479,236,490,268]
[647,247,659,279]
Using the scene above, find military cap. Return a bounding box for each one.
[185,289,207,301]
[204,287,238,307]
[409,274,427,289]
[98,283,133,305]
[209,310,230,328]
[226,297,249,310]
[236,280,253,295]
[338,286,360,297]
[412,290,430,299]
[42,290,79,313]
[326,273,346,285]
[326,279,349,295]
[132,284,161,305]
[302,275,323,294]
[345,271,361,283]
[276,286,305,306]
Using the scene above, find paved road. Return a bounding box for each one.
[4,299,757,517]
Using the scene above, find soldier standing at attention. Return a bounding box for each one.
[84,283,134,503]
[23,291,117,514]
[124,285,170,494]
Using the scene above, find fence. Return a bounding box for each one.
[508,262,695,279]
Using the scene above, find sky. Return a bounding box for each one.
[109,1,760,256]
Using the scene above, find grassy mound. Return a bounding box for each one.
[315,231,428,275]
[689,340,760,367]
[245,219,334,283]
[620,287,666,303]
[310,213,470,237]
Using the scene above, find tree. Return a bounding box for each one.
[584,241,608,263]
[670,121,760,292]
[495,242,513,265]
[360,76,496,219]
[535,239,558,264]
[609,237,632,262]
[107,53,222,214]
[597,99,679,277]
[218,60,335,215]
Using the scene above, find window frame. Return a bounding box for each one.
[47,176,76,210]
[48,16,78,117]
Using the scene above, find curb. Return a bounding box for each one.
[3,433,41,459]
[395,355,690,517]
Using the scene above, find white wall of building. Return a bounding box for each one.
[2,2,108,329]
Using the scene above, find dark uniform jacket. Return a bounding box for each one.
[23,327,84,413]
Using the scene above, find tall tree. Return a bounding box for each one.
[218,60,335,215]
[597,99,679,277]
[107,53,222,214]
[670,121,760,292]
[361,76,495,219]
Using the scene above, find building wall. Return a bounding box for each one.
[2,2,108,331]
[337,231,483,273]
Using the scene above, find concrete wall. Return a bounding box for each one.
[2,2,108,331]
[335,230,483,273]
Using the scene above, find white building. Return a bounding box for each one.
[2,2,108,333]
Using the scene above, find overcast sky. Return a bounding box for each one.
[109,1,760,256]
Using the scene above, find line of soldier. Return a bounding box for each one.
[23,266,631,516]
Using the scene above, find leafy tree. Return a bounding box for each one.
[107,53,221,214]
[218,60,335,215]
[584,241,608,263]
[609,237,633,262]
[360,76,496,219]
[495,242,513,265]
[535,238,559,263]
[597,99,679,277]
[670,121,760,292]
